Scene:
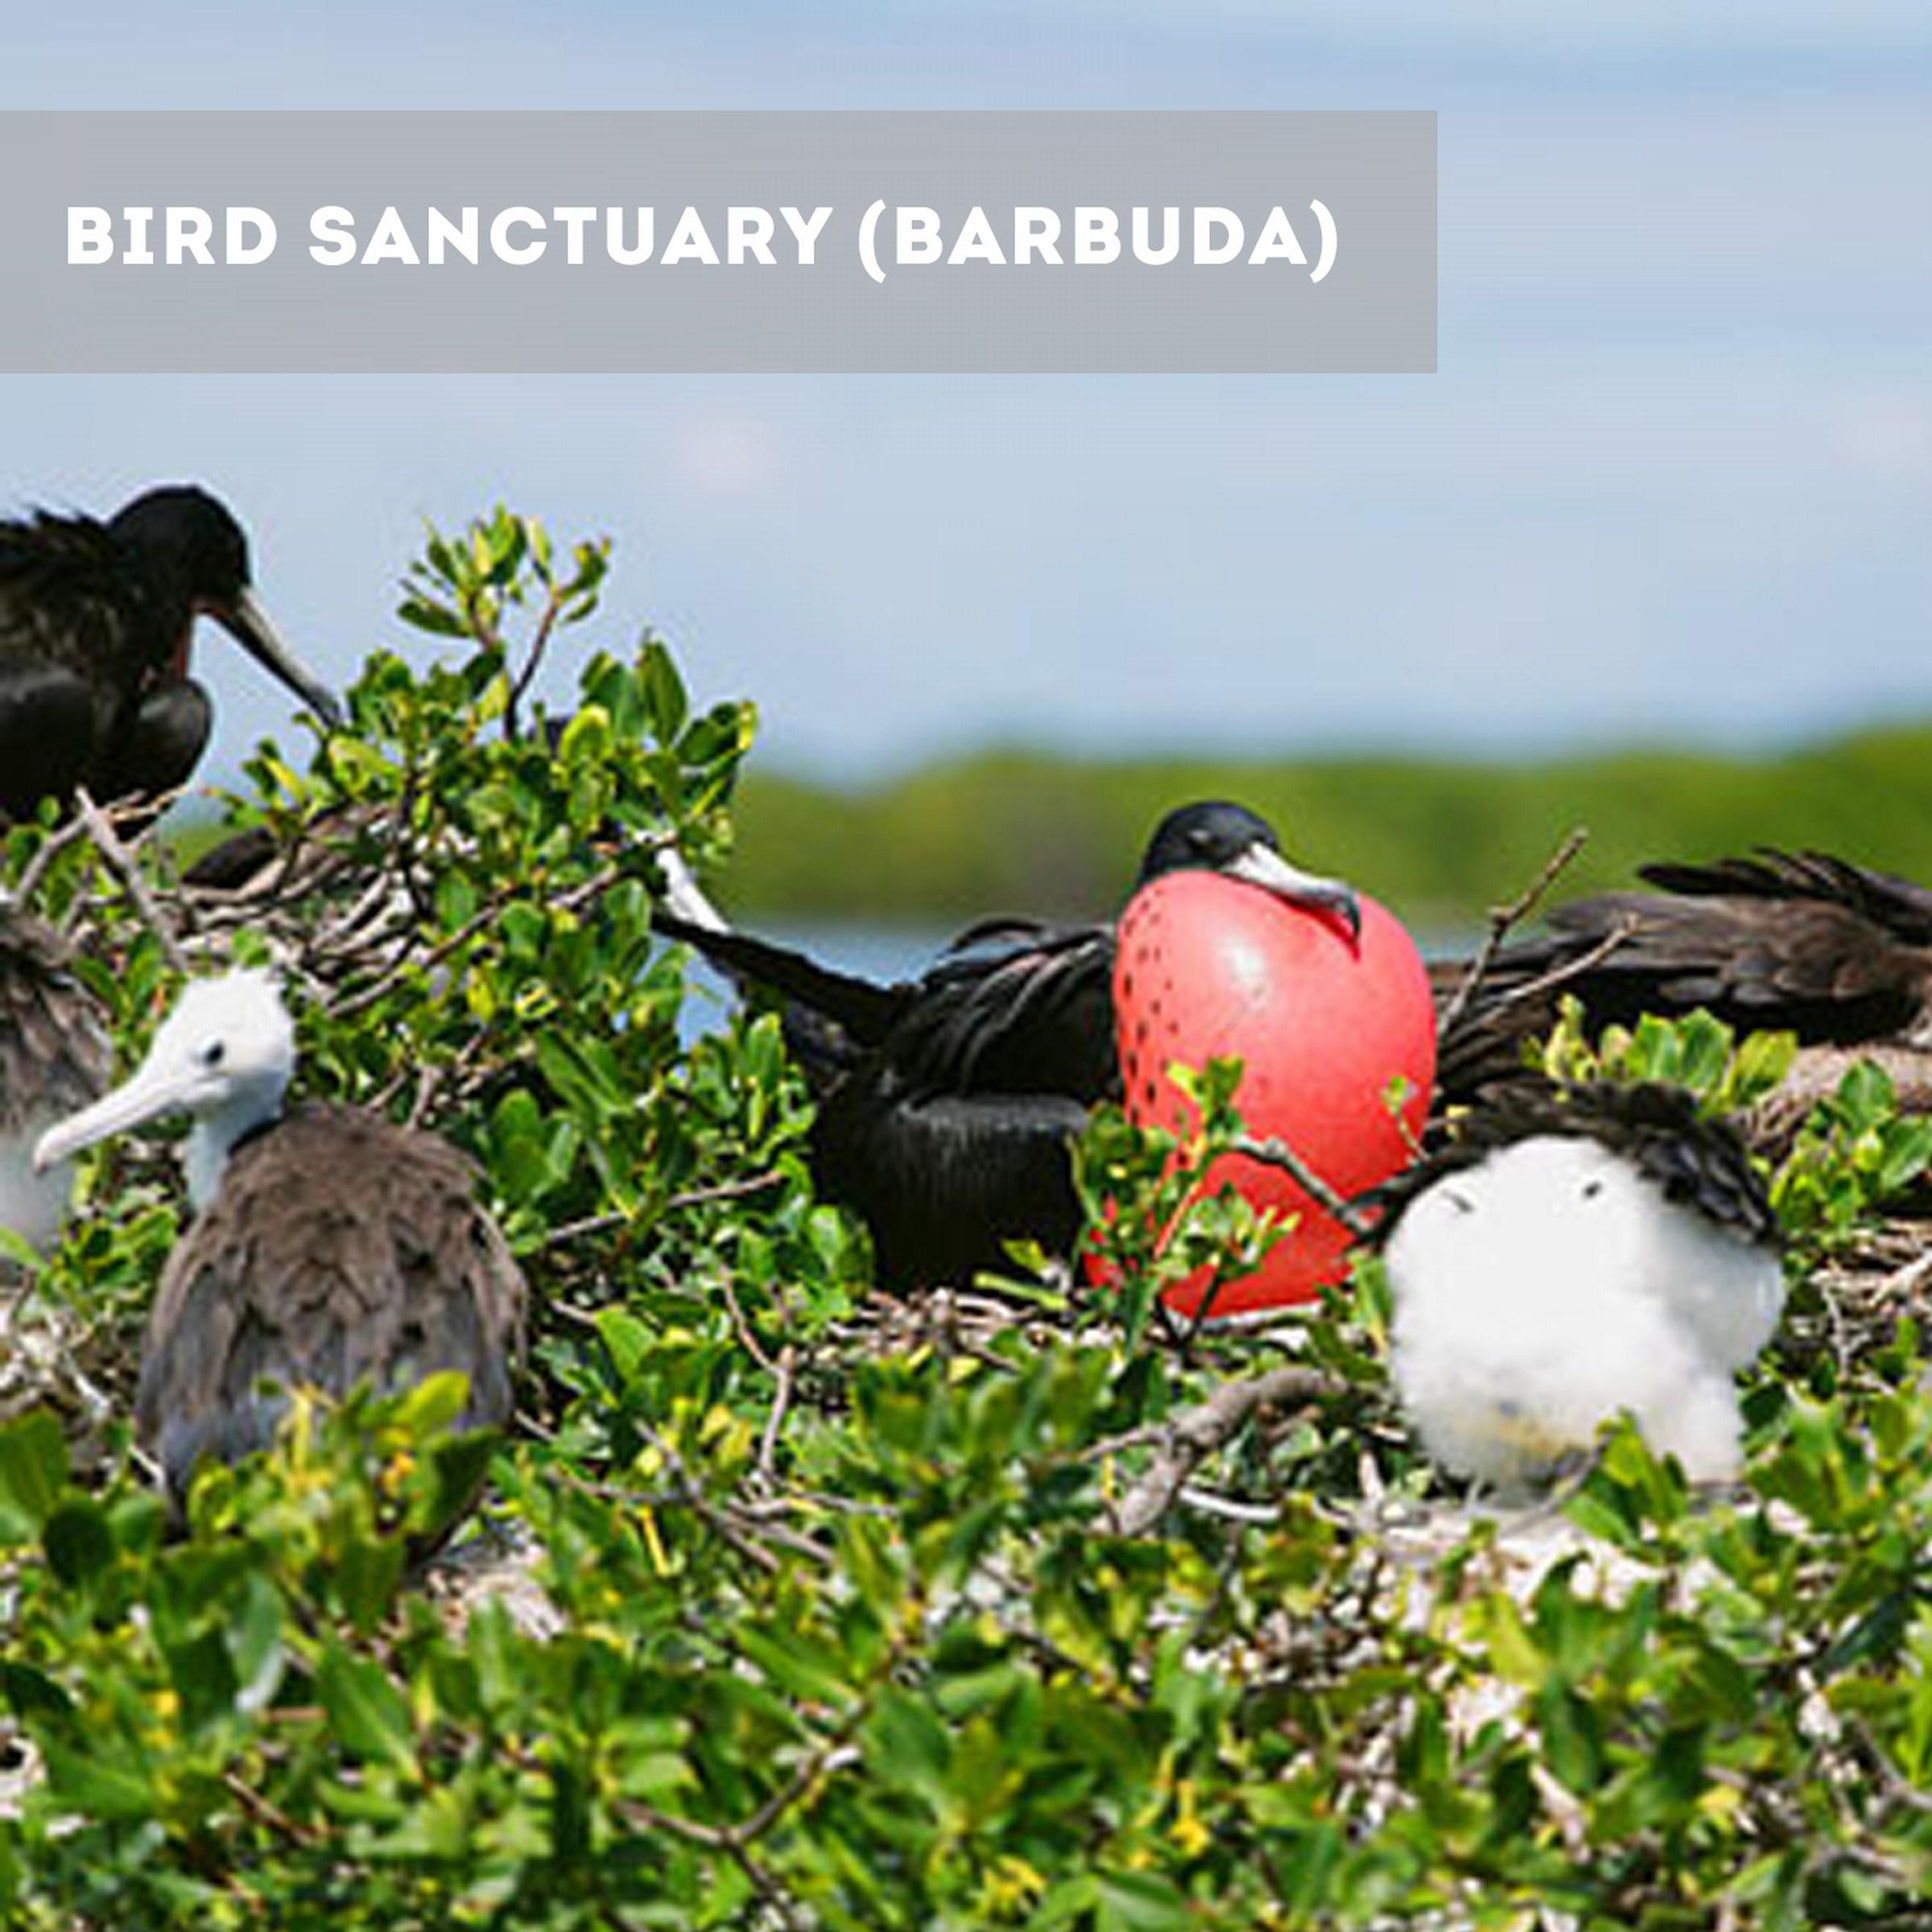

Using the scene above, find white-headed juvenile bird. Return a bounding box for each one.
[1374,1080,1785,1493]
[34,968,525,1508]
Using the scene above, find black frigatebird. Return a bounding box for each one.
[654,800,1361,1291]
[0,485,341,824]
[1467,851,1932,1046]
[35,969,526,1510]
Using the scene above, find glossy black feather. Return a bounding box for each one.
[0,485,324,822]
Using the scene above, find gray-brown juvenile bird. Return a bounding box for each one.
[0,890,110,1254]
[35,969,524,1505]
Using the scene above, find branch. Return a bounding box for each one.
[504,578,570,744]
[72,787,191,976]
[1230,1133,1375,1239]
[1436,827,1590,1041]
[1107,1364,1340,1536]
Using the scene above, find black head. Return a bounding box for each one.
[1138,801,1282,882]
[106,485,342,728]
[1135,799,1363,939]
[109,485,252,611]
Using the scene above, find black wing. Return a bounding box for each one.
[655,906,1121,1106]
[651,908,910,1068]
[0,658,98,822]
[0,510,157,683]
[886,917,1119,1104]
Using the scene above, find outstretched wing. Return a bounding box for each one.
[652,908,908,1056]
[655,906,1123,1105]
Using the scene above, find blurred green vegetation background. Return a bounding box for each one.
[722,722,1932,928]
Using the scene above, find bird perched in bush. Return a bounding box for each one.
[1375,1080,1785,1492]
[35,969,524,1509]
[0,485,341,824]
[654,800,1367,1293]
[0,890,110,1254]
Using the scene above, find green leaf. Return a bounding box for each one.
[42,1498,115,1587]
[0,1411,67,1530]
[41,1744,158,1822]
[316,1646,417,1775]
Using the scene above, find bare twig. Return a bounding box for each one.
[505,580,571,744]
[1231,1134,1375,1239]
[538,1169,786,1254]
[11,812,97,908]
[72,787,191,976]
[1467,915,1637,1025]
[222,1769,326,1848]
[756,1345,796,1484]
[1436,826,1591,1041]
[1108,1364,1340,1536]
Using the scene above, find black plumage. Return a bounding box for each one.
[0,485,340,823]
[658,801,1360,1290]
[1366,1076,1777,1251]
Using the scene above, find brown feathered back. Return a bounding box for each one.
[0,903,111,1140]
[135,1101,526,1499]
[1443,851,1932,1063]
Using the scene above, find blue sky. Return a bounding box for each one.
[2,4,1928,786]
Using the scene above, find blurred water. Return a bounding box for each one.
[676,919,956,1043]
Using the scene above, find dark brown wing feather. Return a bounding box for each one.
[1367,1079,1777,1249]
[0,905,111,1137]
[1447,849,1932,1052]
[136,1102,527,1496]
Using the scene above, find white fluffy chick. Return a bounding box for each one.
[1380,1080,1785,1492]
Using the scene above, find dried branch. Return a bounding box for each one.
[1230,1133,1375,1239]
[72,787,191,976]
[1436,826,1591,1041]
[1108,1364,1340,1536]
